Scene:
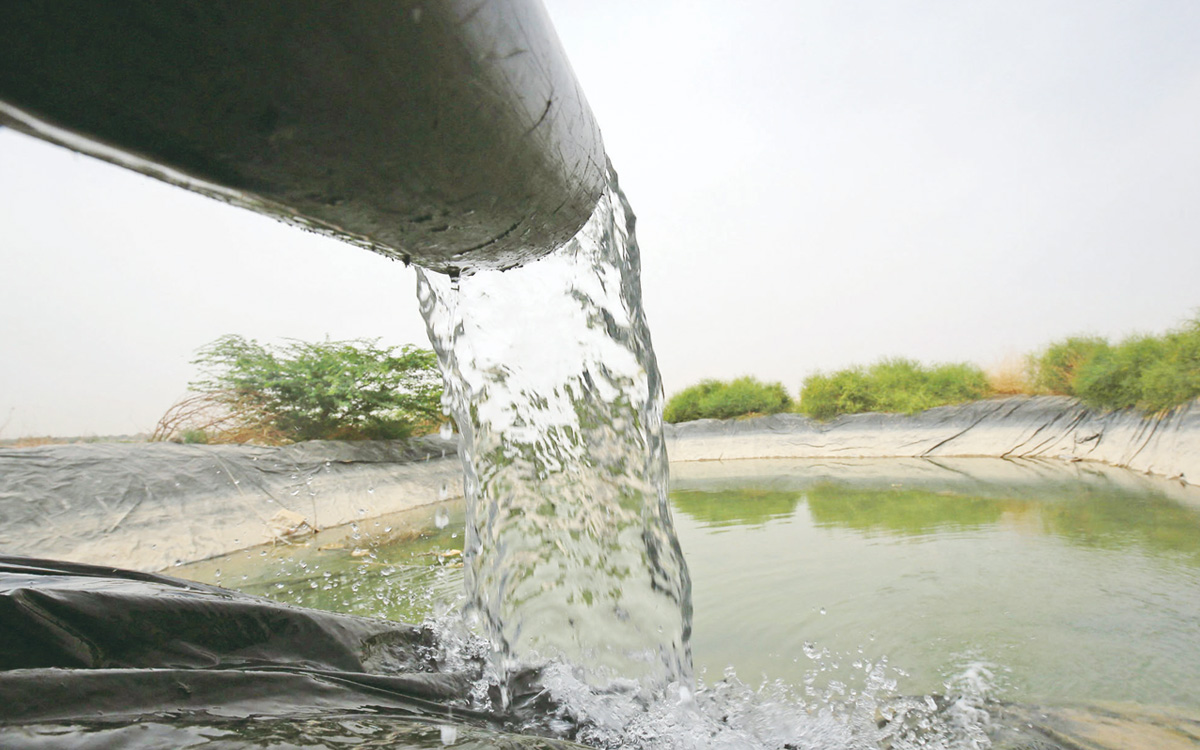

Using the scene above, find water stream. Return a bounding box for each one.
[415,165,692,700]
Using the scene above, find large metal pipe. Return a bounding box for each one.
[0,1,605,275]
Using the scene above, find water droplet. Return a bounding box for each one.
[434,508,450,529]
[819,607,827,615]
[439,422,454,440]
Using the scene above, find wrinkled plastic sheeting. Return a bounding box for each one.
[0,555,585,749]
[669,455,1200,510]
[0,438,462,572]
[665,395,1200,485]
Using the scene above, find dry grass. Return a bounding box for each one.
[985,355,1034,395]
[6,436,68,448]
[152,392,288,445]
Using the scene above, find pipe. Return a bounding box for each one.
[0,1,605,275]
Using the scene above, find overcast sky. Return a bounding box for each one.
[3,0,1199,438]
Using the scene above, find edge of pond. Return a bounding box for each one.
[664,395,1199,488]
[3,395,1195,572]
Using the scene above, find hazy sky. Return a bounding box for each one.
[3,0,1199,438]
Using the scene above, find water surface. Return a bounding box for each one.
[179,457,1200,714]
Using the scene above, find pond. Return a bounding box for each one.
[176,456,1200,717]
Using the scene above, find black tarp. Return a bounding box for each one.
[0,555,579,749]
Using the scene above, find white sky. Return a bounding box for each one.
[2,0,1199,438]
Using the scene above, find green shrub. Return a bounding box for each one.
[662,380,721,423]
[799,358,990,419]
[927,362,992,403]
[168,335,443,443]
[1027,315,1200,412]
[1027,336,1109,395]
[1137,317,1200,412]
[797,369,872,420]
[663,377,791,422]
[1073,336,1164,410]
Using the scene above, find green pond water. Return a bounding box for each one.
[177,457,1200,713]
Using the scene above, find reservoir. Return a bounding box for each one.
[178,456,1200,716]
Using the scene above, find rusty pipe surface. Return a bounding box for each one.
[0,1,605,275]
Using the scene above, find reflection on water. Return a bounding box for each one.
[179,457,1200,715]
[671,489,800,529]
[671,457,1200,712]
[673,461,1200,566]
[804,487,1007,534]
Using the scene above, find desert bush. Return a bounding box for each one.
[797,368,873,420]
[662,380,721,423]
[799,358,990,419]
[180,428,210,445]
[154,335,443,444]
[1137,317,1200,412]
[1027,336,1109,395]
[1028,315,1200,412]
[985,356,1032,395]
[1073,336,1164,410]
[926,362,992,403]
[663,377,791,423]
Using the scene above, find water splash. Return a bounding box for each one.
[513,652,1000,750]
[417,164,692,698]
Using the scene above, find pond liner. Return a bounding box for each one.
[0,555,581,748]
[0,437,463,572]
[665,395,1200,485]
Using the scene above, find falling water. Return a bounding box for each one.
[416,166,999,748]
[417,164,692,698]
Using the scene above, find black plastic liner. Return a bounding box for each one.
[0,556,581,749]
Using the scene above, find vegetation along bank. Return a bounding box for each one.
[665,313,1200,423]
